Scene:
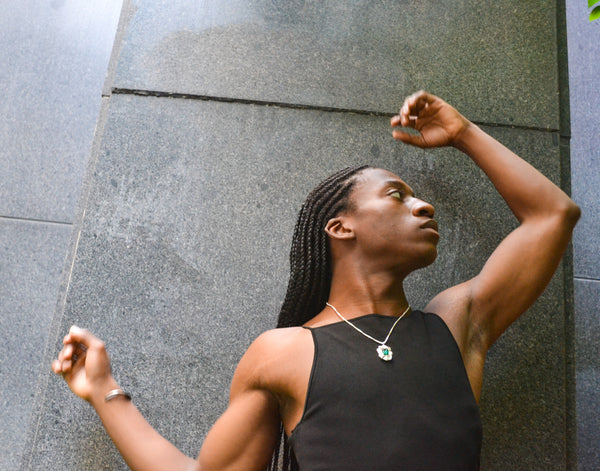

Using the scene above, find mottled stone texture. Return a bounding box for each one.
[566,0,600,469]
[114,0,559,130]
[574,279,600,470]
[0,1,122,470]
[567,0,600,281]
[0,0,122,223]
[22,1,577,470]
[0,219,71,470]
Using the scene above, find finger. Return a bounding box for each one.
[410,90,434,106]
[71,343,87,366]
[398,105,415,128]
[67,326,103,350]
[402,113,419,128]
[405,91,425,110]
[62,359,73,372]
[64,343,73,359]
[405,91,435,117]
[73,342,88,358]
[57,339,77,372]
[51,359,62,374]
[399,104,421,128]
[400,99,411,117]
[390,115,402,127]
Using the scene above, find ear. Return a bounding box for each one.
[325,216,355,240]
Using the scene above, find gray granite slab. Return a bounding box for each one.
[0,218,71,470]
[567,2,600,467]
[481,269,568,471]
[567,0,600,280]
[113,0,559,129]
[25,94,568,469]
[574,278,600,471]
[0,0,122,222]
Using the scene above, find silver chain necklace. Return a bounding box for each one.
[326,302,411,361]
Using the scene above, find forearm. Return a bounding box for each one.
[90,379,197,471]
[453,123,579,223]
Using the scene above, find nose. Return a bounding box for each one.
[412,198,435,218]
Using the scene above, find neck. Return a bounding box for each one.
[327,266,410,319]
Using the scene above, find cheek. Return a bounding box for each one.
[379,222,404,242]
[359,214,397,237]
[360,219,409,248]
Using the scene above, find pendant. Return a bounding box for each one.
[377,344,393,361]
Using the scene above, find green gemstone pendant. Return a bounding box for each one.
[377,344,393,361]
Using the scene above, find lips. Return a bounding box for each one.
[420,220,439,232]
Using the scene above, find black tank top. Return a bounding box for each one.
[288,311,482,471]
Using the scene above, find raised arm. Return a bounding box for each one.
[52,326,280,471]
[391,91,580,353]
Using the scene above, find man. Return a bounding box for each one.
[53,91,580,470]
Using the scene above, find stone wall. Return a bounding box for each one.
[19,1,579,469]
[0,1,122,469]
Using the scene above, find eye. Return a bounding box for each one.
[390,190,403,200]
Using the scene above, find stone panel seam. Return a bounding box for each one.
[111,87,561,133]
[0,215,72,226]
[574,276,600,283]
[112,86,392,117]
[563,247,577,471]
[556,0,571,139]
[556,34,576,461]
[102,0,135,98]
[19,96,114,471]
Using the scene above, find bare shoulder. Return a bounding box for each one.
[232,327,314,396]
[253,326,313,351]
[243,327,313,366]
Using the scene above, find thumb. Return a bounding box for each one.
[392,130,426,148]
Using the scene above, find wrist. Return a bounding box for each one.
[104,388,132,402]
[451,121,479,152]
[89,376,121,406]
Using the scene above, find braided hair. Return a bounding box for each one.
[277,165,371,328]
[268,165,370,471]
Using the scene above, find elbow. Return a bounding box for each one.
[546,199,581,233]
[562,200,581,229]
[530,199,580,230]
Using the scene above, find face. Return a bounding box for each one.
[342,168,439,272]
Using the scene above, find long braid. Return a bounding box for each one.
[277,165,370,328]
[268,165,370,471]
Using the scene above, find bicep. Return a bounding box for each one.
[198,388,280,471]
[429,212,576,353]
[467,213,576,346]
[197,334,283,471]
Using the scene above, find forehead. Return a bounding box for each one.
[353,167,412,193]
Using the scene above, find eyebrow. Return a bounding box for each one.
[383,180,415,197]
